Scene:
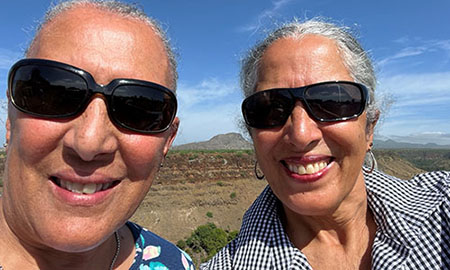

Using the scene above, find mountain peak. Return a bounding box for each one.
[173,132,253,150]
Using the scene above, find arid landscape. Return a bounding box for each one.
[0,133,449,262]
[130,148,431,243]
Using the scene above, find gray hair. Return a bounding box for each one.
[25,0,178,90]
[241,18,378,127]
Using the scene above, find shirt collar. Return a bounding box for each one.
[365,170,445,249]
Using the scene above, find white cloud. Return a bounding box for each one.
[376,69,450,143]
[237,0,295,33]
[378,71,450,113]
[377,37,450,68]
[174,78,243,144]
[0,48,22,69]
[177,78,239,109]
[174,102,242,145]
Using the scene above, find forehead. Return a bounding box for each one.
[256,35,352,89]
[28,5,170,86]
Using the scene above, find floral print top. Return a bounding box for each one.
[127,221,195,270]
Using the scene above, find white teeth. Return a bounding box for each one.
[83,183,97,194]
[306,164,315,174]
[287,161,328,175]
[58,179,113,194]
[72,182,84,194]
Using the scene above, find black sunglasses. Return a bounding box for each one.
[242,81,369,129]
[8,58,177,134]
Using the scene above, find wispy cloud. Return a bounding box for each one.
[378,71,450,144]
[0,48,22,70]
[174,78,242,144]
[177,78,240,109]
[379,71,450,98]
[377,37,450,67]
[237,0,294,33]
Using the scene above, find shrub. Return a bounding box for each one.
[216,181,224,187]
[180,223,238,264]
[206,211,213,218]
[177,239,186,249]
[230,192,236,199]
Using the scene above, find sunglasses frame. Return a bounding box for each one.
[8,58,178,134]
[242,80,370,129]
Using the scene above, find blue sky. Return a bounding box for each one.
[1,0,449,145]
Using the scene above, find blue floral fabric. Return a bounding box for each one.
[127,221,195,270]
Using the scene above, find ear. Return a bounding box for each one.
[365,110,380,150]
[5,104,11,145]
[162,117,179,156]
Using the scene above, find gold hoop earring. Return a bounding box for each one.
[254,161,264,180]
[363,149,377,174]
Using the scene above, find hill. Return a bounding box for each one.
[173,132,252,150]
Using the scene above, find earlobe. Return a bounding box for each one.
[6,116,11,145]
[163,117,179,156]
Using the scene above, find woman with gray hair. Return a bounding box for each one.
[202,19,449,269]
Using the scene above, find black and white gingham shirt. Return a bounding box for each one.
[201,170,450,269]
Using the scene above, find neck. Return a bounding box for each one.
[282,174,375,250]
[0,198,119,270]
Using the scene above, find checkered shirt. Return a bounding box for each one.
[201,170,450,269]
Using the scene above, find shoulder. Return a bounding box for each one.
[410,170,449,191]
[365,170,449,226]
[127,221,195,270]
[365,170,449,197]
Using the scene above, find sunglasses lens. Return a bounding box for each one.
[243,90,292,128]
[10,65,88,117]
[112,85,176,132]
[242,82,366,129]
[305,83,363,121]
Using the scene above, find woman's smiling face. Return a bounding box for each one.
[251,35,374,217]
[2,6,178,252]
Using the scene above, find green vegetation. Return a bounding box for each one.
[206,211,213,218]
[168,149,253,155]
[230,192,236,199]
[216,181,224,187]
[188,154,199,161]
[177,223,238,265]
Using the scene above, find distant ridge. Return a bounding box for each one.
[173,134,450,150]
[374,139,450,149]
[173,132,253,150]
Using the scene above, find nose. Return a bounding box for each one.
[63,97,119,161]
[284,101,322,149]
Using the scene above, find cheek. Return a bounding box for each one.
[12,118,66,163]
[321,121,368,169]
[119,135,167,179]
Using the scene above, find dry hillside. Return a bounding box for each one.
[131,150,424,243]
[0,149,427,243]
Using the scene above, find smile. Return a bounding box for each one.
[50,176,120,194]
[286,161,328,175]
[282,157,333,176]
